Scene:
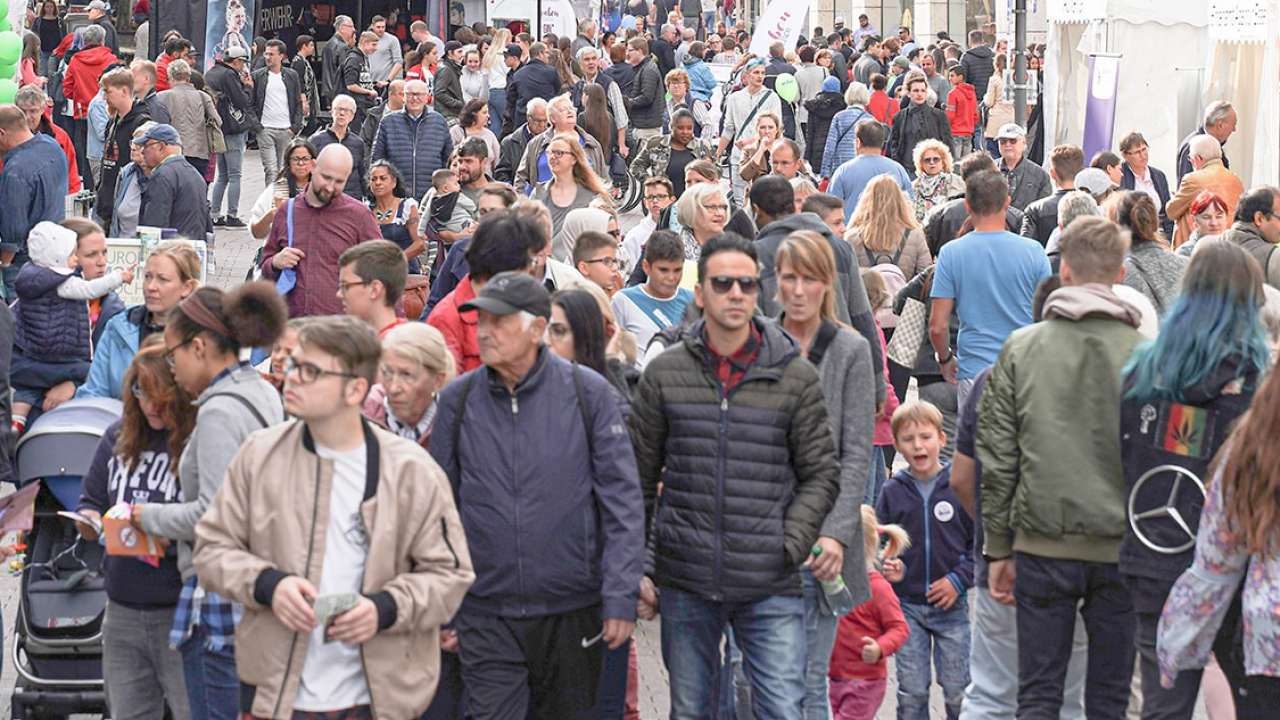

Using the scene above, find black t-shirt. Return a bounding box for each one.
[78,421,184,608]
[667,147,694,198]
[341,47,375,114]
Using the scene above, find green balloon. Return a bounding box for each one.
[0,78,17,104]
[0,32,20,66]
[0,61,15,80]
[775,73,799,104]
[0,16,9,33]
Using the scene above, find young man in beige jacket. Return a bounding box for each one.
[194,315,474,719]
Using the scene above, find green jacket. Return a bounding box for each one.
[976,313,1142,563]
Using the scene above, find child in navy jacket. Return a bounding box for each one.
[875,400,974,720]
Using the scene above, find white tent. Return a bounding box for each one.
[1043,0,1278,187]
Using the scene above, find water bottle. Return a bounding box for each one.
[811,545,856,616]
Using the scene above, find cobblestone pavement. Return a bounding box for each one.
[0,153,1204,719]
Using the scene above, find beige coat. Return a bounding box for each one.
[194,419,474,719]
[158,82,221,160]
[1165,158,1245,249]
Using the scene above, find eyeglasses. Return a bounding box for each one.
[285,357,358,384]
[546,322,572,339]
[405,91,429,98]
[547,148,572,160]
[379,364,424,387]
[1123,146,1148,156]
[645,194,671,202]
[922,156,943,165]
[163,337,194,368]
[583,256,620,269]
[707,275,761,295]
[702,202,729,213]
[337,279,372,295]
[290,155,314,164]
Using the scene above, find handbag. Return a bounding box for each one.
[886,297,928,367]
[275,198,298,295]
[205,93,227,154]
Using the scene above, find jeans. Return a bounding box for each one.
[179,624,239,720]
[257,127,293,185]
[1133,609,1200,719]
[103,601,191,720]
[488,87,507,136]
[917,380,958,463]
[211,131,246,217]
[951,136,972,162]
[960,588,1087,720]
[661,587,806,720]
[896,598,970,720]
[955,377,977,416]
[865,446,887,507]
[1014,553,1136,720]
[72,116,93,192]
[986,138,1001,159]
[1,249,28,301]
[800,569,838,720]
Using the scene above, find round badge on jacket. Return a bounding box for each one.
[934,501,955,523]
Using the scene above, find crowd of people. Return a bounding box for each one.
[0,2,1278,720]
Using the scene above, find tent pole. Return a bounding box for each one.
[1013,0,1027,126]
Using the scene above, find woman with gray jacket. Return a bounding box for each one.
[132,282,287,720]
[776,230,876,720]
[157,59,221,178]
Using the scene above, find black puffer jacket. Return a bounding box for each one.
[625,55,664,130]
[960,44,996,98]
[630,317,841,601]
[804,91,844,170]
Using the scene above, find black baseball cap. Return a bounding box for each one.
[504,43,522,58]
[459,272,551,318]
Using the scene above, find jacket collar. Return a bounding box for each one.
[483,344,552,395]
[301,417,383,502]
[682,316,799,380]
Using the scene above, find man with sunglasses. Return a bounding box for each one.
[134,123,213,245]
[630,232,840,720]
[195,315,475,719]
[431,271,644,720]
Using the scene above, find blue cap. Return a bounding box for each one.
[821,76,840,93]
[132,123,182,146]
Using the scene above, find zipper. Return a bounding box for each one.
[921,484,932,599]
[713,394,727,600]
[271,459,323,718]
[510,389,526,616]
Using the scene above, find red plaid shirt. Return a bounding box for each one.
[703,324,762,396]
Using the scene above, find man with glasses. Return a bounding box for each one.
[572,231,623,295]
[371,78,453,200]
[337,240,409,337]
[135,123,213,244]
[431,268,643,720]
[261,144,380,318]
[1117,131,1174,237]
[994,122,1051,211]
[310,94,369,198]
[622,176,675,275]
[1221,187,1280,289]
[195,314,475,719]
[629,231,840,720]
[495,97,548,184]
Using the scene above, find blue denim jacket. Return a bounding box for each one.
[0,134,67,254]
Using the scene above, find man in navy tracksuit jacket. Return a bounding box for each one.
[876,462,974,720]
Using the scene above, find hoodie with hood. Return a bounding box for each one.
[682,54,717,102]
[946,81,978,137]
[64,45,120,119]
[959,44,996,98]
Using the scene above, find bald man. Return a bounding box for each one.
[259,143,382,317]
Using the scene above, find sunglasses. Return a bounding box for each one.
[707,276,760,295]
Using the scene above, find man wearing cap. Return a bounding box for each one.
[885,55,912,97]
[433,41,466,122]
[205,45,257,227]
[503,42,558,136]
[135,124,213,242]
[718,58,781,205]
[995,122,1051,211]
[322,15,357,107]
[431,250,643,720]
[87,0,119,55]
[623,37,666,144]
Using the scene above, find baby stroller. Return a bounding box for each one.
[9,398,121,719]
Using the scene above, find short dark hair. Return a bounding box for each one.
[964,170,1010,216]
[339,239,407,307]
[1236,187,1280,225]
[642,175,674,197]
[456,134,489,159]
[296,34,314,52]
[749,175,795,218]
[164,37,192,56]
[697,232,758,282]
[957,151,997,179]
[643,230,684,264]
[870,73,887,90]
[855,119,887,149]
[480,182,518,208]
[948,64,965,80]
[297,315,382,386]
[266,39,287,55]
[801,193,843,218]
[1118,131,1147,155]
[1090,150,1121,172]
[466,210,537,281]
[798,45,814,63]
[572,231,616,267]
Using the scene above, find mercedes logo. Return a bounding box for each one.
[1128,464,1206,555]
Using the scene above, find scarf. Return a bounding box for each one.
[384,397,436,442]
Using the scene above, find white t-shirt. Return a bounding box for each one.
[262,71,291,129]
[294,444,372,712]
[620,215,656,276]
[612,285,694,369]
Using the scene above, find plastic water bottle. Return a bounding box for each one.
[811,545,856,616]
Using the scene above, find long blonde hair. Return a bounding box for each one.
[549,133,611,204]
[774,231,843,326]
[847,175,920,253]
[862,505,910,571]
[482,28,512,71]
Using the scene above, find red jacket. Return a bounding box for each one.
[0,112,82,193]
[946,82,978,137]
[829,570,910,681]
[427,275,482,374]
[867,90,899,126]
[156,52,173,91]
[64,45,119,119]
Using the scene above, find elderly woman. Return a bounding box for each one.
[1175,191,1232,258]
[675,182,730,260]
[531,133,613,237]
[363,322,456,448]
[157,58,220,177]
[821,82,873,178]
[449,98,501,166]
[911,139,965,222]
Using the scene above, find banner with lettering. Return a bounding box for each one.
[748,0,808,57]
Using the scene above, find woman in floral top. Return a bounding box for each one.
[1159,365,1280,715]
[909,140,965,223]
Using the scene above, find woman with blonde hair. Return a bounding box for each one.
[481,27,513,134]
[363,322,456,449]
[775,229,877,720]
[532,133,613,236]
[910,139,965,222]
[675,182,730,259]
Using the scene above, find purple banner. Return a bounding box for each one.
[1082,54,1121,162]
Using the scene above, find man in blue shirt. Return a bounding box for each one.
[0,105,68,299]
[928,169,1050,410]
[827,119,913,222]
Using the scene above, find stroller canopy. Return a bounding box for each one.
[17,398,123,489]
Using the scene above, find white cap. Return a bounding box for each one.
[1074,167,1114,197]
[87,0,110,10]
[996,123,1026,140]
[28,222,78,276]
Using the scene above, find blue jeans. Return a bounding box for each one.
[800,569,837,720]
[661,587,805,720]
[211,131,246,217]
[865,446,887,507]
[488,87,506,136]
[896,598,970,720]
[179,625,238,720]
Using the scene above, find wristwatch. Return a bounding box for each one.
[935,348,955,365]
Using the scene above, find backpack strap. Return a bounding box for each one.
[205,392,270,430]
[891,229,908,265]
[806,321,840,368]
[572,363,595,467]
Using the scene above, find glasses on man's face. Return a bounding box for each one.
[379,364,424,387]
[163,337,194,369]
[583,256,620,269]
[707,275,760,295]
[337,279,371,295]
[1124,146,1148,157]
[285,357,358,385]
[333,107,355,116]
[645,193,671,203]
[405,91,428,98]
[545,321,572,340]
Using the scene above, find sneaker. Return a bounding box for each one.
[223,216,246,228]
[212,215,227,227]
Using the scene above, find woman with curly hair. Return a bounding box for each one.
[910,139,965,222]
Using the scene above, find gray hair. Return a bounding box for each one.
[575,45,599,62]
[167,58,192,81]
[526,96,549,115]
[681,27,695,41]
[661,23,676,36]
[81,24,105,47]
[1188,134,1222,162]
[14,84,47,108]
[381,322,456,379]
[334,14,354,30]
[1203,101,1234,128]
[845,81,869,107]
[578,19,596,33]
[1057,190,1100,229]
[331,94,357,112]
[676,182,727,229]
